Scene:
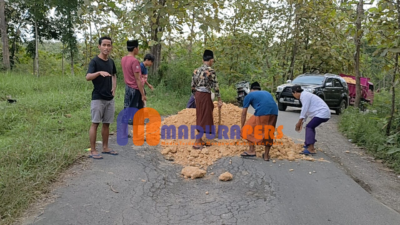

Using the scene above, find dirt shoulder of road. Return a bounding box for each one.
[316,116,400,213]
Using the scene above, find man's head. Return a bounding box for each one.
[143,53,155,67]
[203,49,215,66]
[291,85,303,99]
[98,36,112,56]
[250,82,261,92]
[127,40,139,55]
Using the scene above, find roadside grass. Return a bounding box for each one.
[0,72,187,224]
[338,90,400,173]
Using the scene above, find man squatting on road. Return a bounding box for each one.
[291,85,331,155]
[191,50,223,149]
[86,36,118,159]
[120,40,147,139]
[240,82,279,161]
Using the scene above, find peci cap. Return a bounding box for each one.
[291,85,303,93]
[127,40,138,48]
[251,82,261,90]
[203,49,214,59]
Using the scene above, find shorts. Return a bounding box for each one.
[91,99,115,124]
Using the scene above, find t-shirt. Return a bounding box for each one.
[140,62,148,86]
[86,56,117,101]
[121,56,141,90]
[243,91,278,116]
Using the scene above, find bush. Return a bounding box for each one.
[338,90,400,172]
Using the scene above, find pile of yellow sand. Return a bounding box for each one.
[342,77,356,84]
[159,102,317,169]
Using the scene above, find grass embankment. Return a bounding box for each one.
[338,90,400,173]
[0,73,192,224]
[0,72,238,224]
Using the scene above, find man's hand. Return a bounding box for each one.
[142,95,147,103]
[295,120,303,132]
[218,99,223,108]
[148,84,154,91]
[111,88,116,96]
[99,71,111,77]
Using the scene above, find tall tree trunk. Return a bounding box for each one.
[70,45,74,76]
[303,34,309,73]
[149,0,166,75]
[89,16,92,60]
[62,43,64,75]
[289,6,300,81]
[386,53,398,136]
[0,0,10,70]
[387,0,400,135]
[188,9,195,58]
[354,0,364,108]
[34,20,39,77]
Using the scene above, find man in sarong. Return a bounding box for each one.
[191,50,223,149]
[292,85,330,155]
[240,82,278,161]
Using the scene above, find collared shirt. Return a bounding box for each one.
[191,64,220,98]
[299,91,331,121]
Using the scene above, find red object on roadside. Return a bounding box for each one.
[339,74,374,105]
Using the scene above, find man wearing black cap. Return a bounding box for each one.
[191,49,223,149]
[291,85,330,155]
[120,40,146,139]
[240,82,278,161]
[86,36,118,159]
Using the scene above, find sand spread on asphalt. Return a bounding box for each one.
[159,102,320,170]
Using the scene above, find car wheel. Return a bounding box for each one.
[278,102,287,111]
[336,99,347,115]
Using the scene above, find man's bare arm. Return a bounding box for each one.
[241,108,248,128]
[134,72,145,98]
[86,71,110,81]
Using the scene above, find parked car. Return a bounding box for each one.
[275,73,350,115]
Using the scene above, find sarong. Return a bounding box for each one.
[241,115,278,145]
[195,92,214,134]
[123,85,144,124]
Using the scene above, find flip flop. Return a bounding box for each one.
[102,150,118,155]
[192,145,204,150]
[299,149,316,155]
[241,152,256,157]
[89,154,103,159]
[262,153,270,161]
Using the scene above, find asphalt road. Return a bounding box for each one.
[24,106,400,225]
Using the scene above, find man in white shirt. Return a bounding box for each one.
[292,85,331,155]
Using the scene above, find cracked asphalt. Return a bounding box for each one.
[25,106,400,225]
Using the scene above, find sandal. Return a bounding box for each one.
[192,145,204,150]
[299,149,316,155]
[89,154,103,159]
[102,150,118,155]
[241,152,256,157]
